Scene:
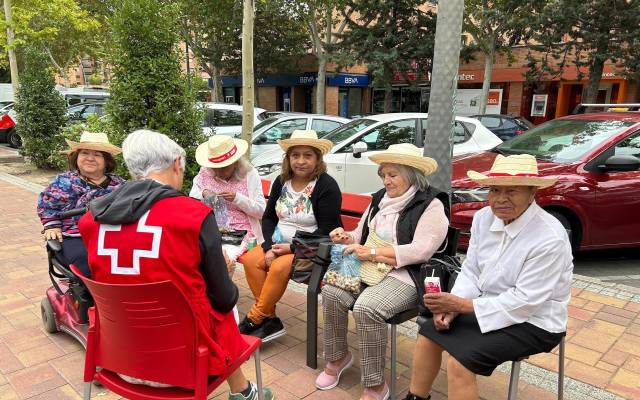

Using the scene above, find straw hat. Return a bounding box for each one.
[368,143,438,176]
[63,131,121,155]
[277,130,333,155]
[196,135,248,168]
[467,154,557,188]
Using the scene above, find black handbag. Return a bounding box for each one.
[290,231,331,284]
[220,230,247,246]
[416,253,462,318]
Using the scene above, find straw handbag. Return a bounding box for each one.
[360,230,394,286]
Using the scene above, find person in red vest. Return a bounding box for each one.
[79,130,273,400]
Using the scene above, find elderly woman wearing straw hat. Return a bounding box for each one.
[404,154,573,400]
[316,143,449,400]
[190,136,266,267]
[37,131,125,276]
[239,130,342,342]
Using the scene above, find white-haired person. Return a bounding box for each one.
[78,130,273,400]
[316,143,449,400]
[404,154,573,400]
[190,136,266,268]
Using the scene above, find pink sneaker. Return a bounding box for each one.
[361,383,390,400]
[315,353,354,390]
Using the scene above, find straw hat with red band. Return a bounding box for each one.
[196,136,248,168]
[277,130,333,155]
[467,154,557,188]
[62,131,122,155]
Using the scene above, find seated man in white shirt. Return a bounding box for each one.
[404,154,573,400]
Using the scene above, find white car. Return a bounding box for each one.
[253,113,502,194]
[250,113,349,160]
[200,103,268,137]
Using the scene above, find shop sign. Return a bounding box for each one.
[327,74,370,87]
[454,89,503,116]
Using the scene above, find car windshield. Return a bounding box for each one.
[254,117,280,132]
[322,118,376,144]
[495,119,635,163]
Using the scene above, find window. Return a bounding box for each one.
[311,119,342,135]
[480,116,502,129]
[341,119,416,153]
[257,118,307,144]
[215,110,243,126]
[614,131,640,159]
[421,119,472,145]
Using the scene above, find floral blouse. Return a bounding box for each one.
[37,170,125,237]
[274,179,318,242]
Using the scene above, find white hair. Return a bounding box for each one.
[122,129,186,179]
[208,157,253,180]
[378,163,429,192]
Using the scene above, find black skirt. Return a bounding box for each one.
[418,314,564,376]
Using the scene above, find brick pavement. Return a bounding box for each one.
[1,177,639,399]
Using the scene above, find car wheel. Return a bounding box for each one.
[41,298,58,333]
[7,130,22,148]
[548,210,575,249]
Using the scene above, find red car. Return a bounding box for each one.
[451,113,640,251]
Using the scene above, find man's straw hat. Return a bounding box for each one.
[368,143,438,176]
[63,131,121,155]
[277,130,333,155]
[196,136,248,168]
[467,154,557,188]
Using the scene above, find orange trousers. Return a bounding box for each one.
[239,246,294,324]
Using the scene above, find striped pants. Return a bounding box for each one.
[322,276,417,387]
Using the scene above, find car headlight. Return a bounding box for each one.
[257,163,281,176]
[452,187,489,203]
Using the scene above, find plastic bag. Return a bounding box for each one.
[203,194,229,231]
[324,244,362,294]
[272,226,285,244]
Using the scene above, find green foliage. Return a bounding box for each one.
[107,0,204,192]
[13,47,67,168]
[331,0,437,94]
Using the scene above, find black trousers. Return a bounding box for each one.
[61,237,90,277]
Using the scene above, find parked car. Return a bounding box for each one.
[66,102,106,123]
[471,114,533,141]
[0,108,20,148]
[450,112,640,251]
[571,103,640,115]
[56,87,109,106]
[253,113,502,193]
[0,101,14,114]
[250,114,350,159]
[200,103,268,137]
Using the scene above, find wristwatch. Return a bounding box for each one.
[369,247,376,261]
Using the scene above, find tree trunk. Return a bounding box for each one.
[383,87,392,113]
[583,58,605,110]
[241,0,255,155]
[316,55,327,114]
[3,0,19,93]
[478,35,495,114]
[211,64,224,102]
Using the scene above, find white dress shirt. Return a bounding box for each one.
[451,202,573,334]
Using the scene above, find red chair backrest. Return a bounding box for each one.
[80,277,201,389]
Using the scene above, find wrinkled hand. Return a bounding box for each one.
[44,228,63,242]
[264,250,277,268]
[271,243,292,256]
[202,189,214,199]
[344,244,372,261]
[218,191,236,202]
[330,228,353,244]
[223,249,235,275]
[424,292,470,314]
[433,312,456,331]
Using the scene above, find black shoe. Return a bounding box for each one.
[256,317,286,343]
[238,316,262,335]
[404,393,431,400]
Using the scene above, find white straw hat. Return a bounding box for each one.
[467,154,557,188]
[63,131,121,155]
[195,135,248,168]
[277,130,333,155]
[368,143,438,176]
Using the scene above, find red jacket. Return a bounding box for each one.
[80,195,247,375]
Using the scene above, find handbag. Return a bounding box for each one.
[220,229,247,246]
[360,230,394,286]
[290,231,331,284]
[417,253,462,318]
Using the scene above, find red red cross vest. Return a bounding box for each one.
[79,196,247,375]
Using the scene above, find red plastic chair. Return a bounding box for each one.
[72,266,264,400]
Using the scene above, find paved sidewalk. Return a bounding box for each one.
[1,176,639,399]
